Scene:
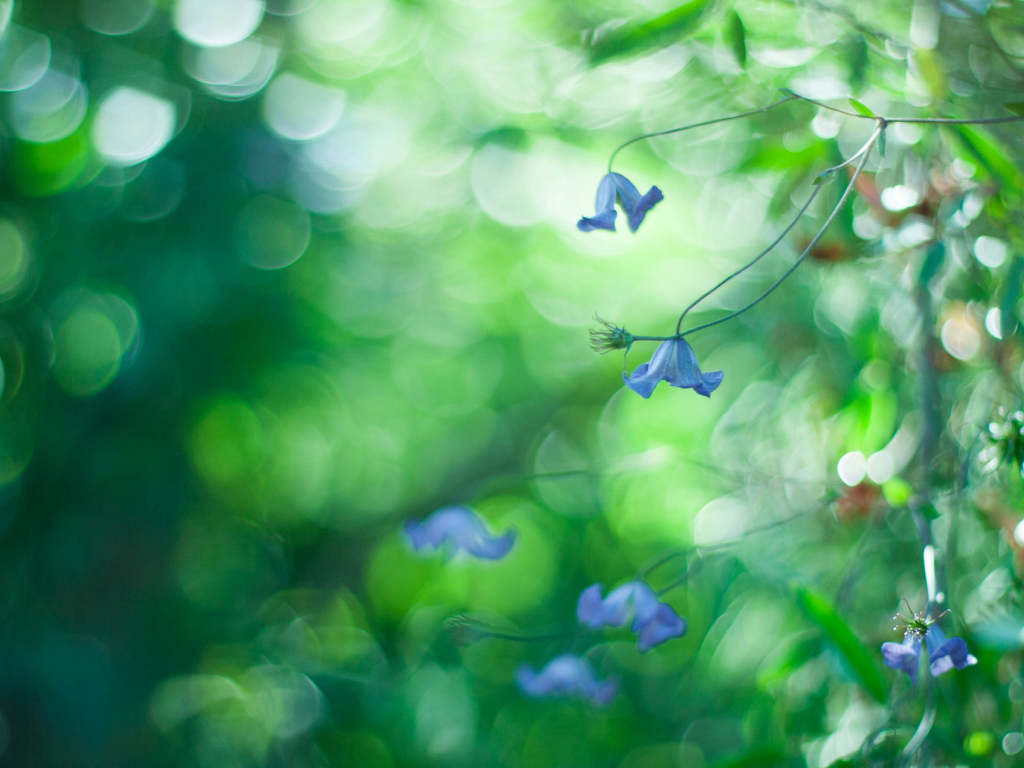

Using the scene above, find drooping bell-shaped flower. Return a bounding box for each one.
[622,337,723,399]
[403,506,515,560]
[577,173,663,234]
[577,580,687,653]
[515,654,618,706]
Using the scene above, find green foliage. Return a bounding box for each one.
[0,0,1023,766]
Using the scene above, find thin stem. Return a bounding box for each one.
[607,95,798,173]
[673,124,881,334]
[677,123,882,339]
[674,180,826,334]
[638,506,818,578]
[900,669,936,763]
[791,91,1024,125]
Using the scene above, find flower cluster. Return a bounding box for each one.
[577,173,663,234]
[881,604,977,684]
[577,580,687,652]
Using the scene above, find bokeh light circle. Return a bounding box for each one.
[0,25,50,92]
[0,219,27,297]
[262,73,344,141]
[234,195,311,270]
[52,309,122,397]
[10,70,88,143]
[81,0,156,36]
[173,0,265,48]
[92,87,176,166]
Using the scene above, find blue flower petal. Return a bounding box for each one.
[403,506,515,560]
[578,174,618,233]
[926,625,977,676]
[515,654,617,706]
[636,604,687,653]
[610,173,663,233]
[881,635,922,684]
[577,583,633,628]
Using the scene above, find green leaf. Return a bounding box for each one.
[1003,102,1024,115]
[778,87,795,96]
[589,0,712,63]
[1000,256,1024,338]
[918,241,945,286]
[878,127,886,158]
[795,587,888,703]
[952,124,1024,192]
[757,634,821,687]
[708,746,786,768]
[725,10,746,67]
[848,98,876,118]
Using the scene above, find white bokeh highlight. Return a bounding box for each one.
[92,87,176,166]
[174,0,264,48]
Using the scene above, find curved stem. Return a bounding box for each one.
[673,125,881,334]
[674,181,826,334]
[900,670,936,762]
[676,123,881,339]
[607,95,798,173]
[791,92,1024,125]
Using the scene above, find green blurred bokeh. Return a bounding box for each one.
[0,0,1022,766]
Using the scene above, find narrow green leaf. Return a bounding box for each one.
[795,587,888,703]
[953,124,1024,192]
[725,10,746,68]
[1004,102,1024,116]
[877,128,886,158]
[848,98,876,118]
[589,0,712,63]
[1000,256,1024,339]
[778,87,795,96]
[919,241,945,286]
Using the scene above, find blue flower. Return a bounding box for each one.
[881,623,977,684]
[576,580,687,653]
[577,173,663,234]
[622,337,723,399]
[403,506,515,560]
[515,654,617,706]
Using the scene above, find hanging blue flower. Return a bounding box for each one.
[881,604,977,683]
[515,654,617,706]
[622,337,723,399]
[403,506,515,560]
[577,173,663,233]
[576,580,687,653]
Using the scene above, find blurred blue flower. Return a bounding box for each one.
[515,654,617,706]
[577,173,663,234]
[881,623,977,684]
[925,624,978,676]
[577,580,687,653]
[622,337,723,399]
[403,506,515,560]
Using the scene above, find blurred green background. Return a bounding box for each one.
[1,0,1024,765]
